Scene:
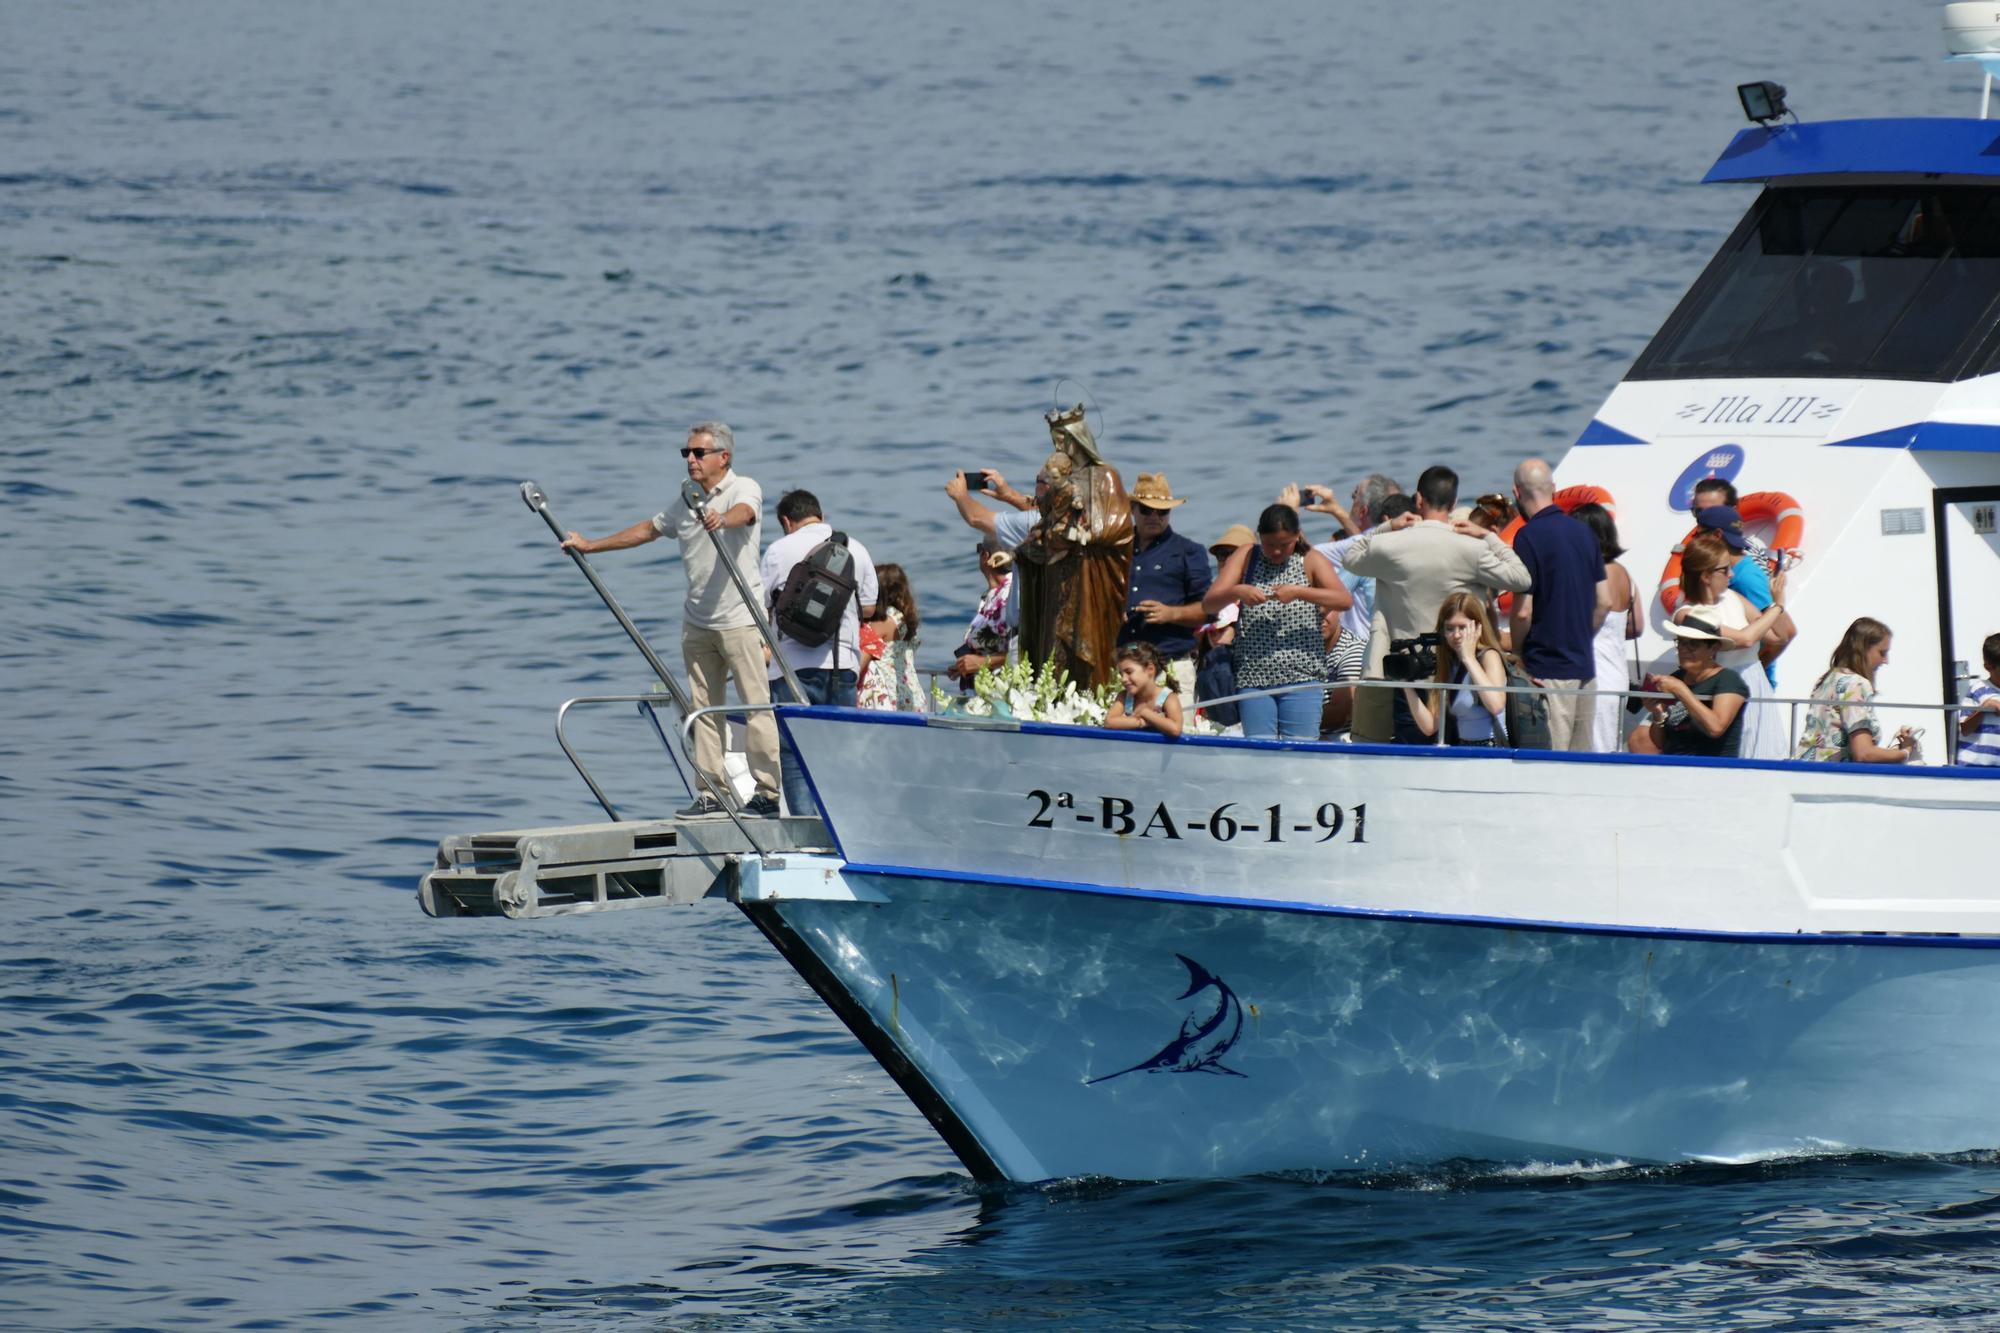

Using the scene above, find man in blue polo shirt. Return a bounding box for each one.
[1124,472,1212,708]
[1509,457,1610,751]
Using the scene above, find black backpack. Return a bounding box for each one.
[771,531,858,649]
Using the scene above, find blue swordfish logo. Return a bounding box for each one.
[1087,953,1247,1084]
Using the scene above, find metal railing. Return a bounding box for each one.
[555,693,698,822]
[554,675,1987,844]
[934,673,1985,760]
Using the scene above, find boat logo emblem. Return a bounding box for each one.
[1666,444,1745,510]
[1087,953,1247,1084]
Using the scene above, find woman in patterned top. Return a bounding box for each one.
[858,564,928,713]
[1793,616,1918,764]
[1202,504,1352,739]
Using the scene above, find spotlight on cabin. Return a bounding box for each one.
[1737,81,1790,124]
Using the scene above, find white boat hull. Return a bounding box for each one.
[780,709,2000,936]
[750,709,2000,1180]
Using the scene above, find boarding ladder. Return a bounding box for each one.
[419,812,832,919]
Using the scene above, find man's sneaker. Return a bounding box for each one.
[743,794,781,818]
[676,795,724,818]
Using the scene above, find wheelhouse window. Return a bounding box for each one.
[1630,185,2000,381]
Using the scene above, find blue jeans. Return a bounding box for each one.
[1238,685,1323,740]
[780,667,856,815]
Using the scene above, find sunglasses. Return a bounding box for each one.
[1134,504,1169,517]
[680,446,725,459]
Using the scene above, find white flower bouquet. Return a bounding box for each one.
[930,658,1223,736]
[932,659,1114,726]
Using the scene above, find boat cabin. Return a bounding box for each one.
[1553,118,2000,724]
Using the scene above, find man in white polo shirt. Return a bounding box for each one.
[562,420,780,817]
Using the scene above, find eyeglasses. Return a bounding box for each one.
[1134,504,1168,518]
[680,446,724,459]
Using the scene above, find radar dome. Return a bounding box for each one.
[1945,2,2000,53]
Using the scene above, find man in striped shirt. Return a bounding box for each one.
[1958,632,2000,768]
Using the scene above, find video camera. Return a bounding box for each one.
[1383,632,1441,682]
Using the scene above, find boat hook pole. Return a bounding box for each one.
[678,479,810,705]
[520,481,772,848]
[520,480,696,718]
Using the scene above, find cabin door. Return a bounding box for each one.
[1934,486,2000,757]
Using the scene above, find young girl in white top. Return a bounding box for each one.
[1105,642,1184,739]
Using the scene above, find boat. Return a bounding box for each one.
[418,61,2000,1182]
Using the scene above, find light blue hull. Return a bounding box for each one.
[755,874,2000,1181]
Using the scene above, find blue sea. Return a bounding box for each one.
[8,2,2000,1327]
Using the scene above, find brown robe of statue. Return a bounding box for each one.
[1014,459,1134,693]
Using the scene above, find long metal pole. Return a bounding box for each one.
[520,480,695,718]
[679,480,810,705]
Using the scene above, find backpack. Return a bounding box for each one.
[1500,656,1552,750]
[771,531,857,650]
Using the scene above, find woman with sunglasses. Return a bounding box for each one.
[1627,611,1749,758]
[1674,530,1788,760]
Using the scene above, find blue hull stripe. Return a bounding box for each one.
[841,860,2000,951]
[1826,420,2000,453]
[1573,418,1646,446]
[1567,419,2000,454]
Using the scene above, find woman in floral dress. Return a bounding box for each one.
[1793,616,1918,764]
[858,564,929,713]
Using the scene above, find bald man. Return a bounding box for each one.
[1508,458,1611,751]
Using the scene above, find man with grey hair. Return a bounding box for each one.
[1289,474,1401,634]
[563,421,781,816]
[1508,456,1610,751]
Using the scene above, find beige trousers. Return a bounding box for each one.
[1540,678,1597,752]
[682,624,780,800]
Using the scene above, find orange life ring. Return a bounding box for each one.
[1494,485,1617,616]
[1496,485,1616,547]
[1656,490,1805,615]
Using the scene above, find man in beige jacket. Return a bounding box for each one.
[1343,465,1532,743]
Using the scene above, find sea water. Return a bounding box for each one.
[8,1,2000,1327]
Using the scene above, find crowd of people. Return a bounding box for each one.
[558,418,1999,815]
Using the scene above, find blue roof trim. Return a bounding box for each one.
[1705,118,2000,183]
[840,861,2000,950]
[1574,418,1646,447]
[1827,421,2000,452]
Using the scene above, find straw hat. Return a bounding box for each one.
[1209,523,1255,559]
[1131,472,1188,509]
[1664,611,1726,642]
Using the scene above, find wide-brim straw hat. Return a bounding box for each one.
[1664,612,1726,642]
[1209,523,1255,559]
[1132,472,1188,509]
